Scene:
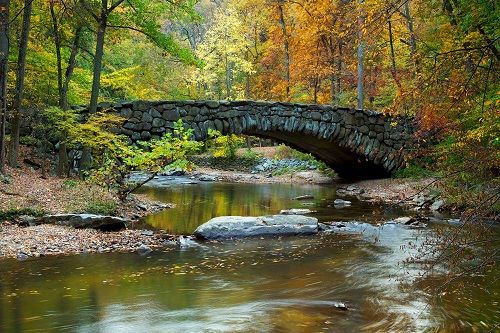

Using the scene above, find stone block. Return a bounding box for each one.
[162,109,180,121]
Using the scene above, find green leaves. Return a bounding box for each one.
[85,119,202,199]
[207,129,245,159]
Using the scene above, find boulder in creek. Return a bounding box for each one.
[194,215,318,240]
[34,214,130,231]
[198,175,218,182]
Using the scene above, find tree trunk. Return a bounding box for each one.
[89,15,107,113]
[57,141,69,177]
[402,0,417,71]
[313,77,319,103]
[403,1,416,57]
[61,26,82,110]
[277,2,290,100]
[50,1,63,109]
[388,19,396,74]
[0,0,9,173]
[388,18,403,95]
[8,0,31,167]
[337,41,342,98]
[84,8,108,174]
[356,0,365,110]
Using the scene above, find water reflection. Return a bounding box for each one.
[138,180,406,234]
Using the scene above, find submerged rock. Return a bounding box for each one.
[333,302,348,311]
[194,215,318,240]
[137,243,152,254]
[279,208,313,215]
[17,252,29,261]
[34,214,130,231]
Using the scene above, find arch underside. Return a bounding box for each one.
[243,129,389,179]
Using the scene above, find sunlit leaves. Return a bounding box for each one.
[190,3,256,100]
[207,128,245,159]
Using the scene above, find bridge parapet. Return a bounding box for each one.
[90,100,414,179]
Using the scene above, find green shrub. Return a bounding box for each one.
[394,163,436,179]
[273,144,295,159]
[85,200,117,215]
[207,129,245,159]
[241,148,262,162]
[19,135,39,147]
[62,179,79,189]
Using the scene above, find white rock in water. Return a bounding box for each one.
[430,199,444,211]
[279,209,313,215]
[176,235,199,247]
[293,195,314,200]
[333,199,351,207]
[194,215,318,240]
[391,217,415,224]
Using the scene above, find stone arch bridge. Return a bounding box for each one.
[92,100,414,179]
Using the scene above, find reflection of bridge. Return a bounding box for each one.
[94,100,414,179]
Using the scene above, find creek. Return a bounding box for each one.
[0,179,498,332]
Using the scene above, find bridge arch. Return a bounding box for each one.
[92,100,414,179]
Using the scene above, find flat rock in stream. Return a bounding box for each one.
[194,215,318,240]
[34,214,130,231]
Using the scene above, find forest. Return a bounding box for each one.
[0,0,497,201]
[0,1,498,331]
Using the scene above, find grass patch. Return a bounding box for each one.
[0,207,46,222]
[241,148,262,163]
[85,199,118,215]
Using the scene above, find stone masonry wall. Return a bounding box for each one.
[86,100,414,178]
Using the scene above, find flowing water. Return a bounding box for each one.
[0,179,498,332]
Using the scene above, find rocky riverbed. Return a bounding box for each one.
[0,223,175,259]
